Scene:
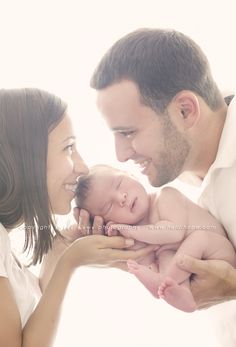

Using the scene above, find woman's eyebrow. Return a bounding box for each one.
[61,135,76,143]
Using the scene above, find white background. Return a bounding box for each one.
[1,0,236,346]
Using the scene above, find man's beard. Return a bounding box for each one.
[149,117,190,187]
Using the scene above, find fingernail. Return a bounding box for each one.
[125,239,134,246]
[177,255,186,266]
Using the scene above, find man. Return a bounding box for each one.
[90,29,236,311]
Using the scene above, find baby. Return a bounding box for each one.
[75,164,236,312]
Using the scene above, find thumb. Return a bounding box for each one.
[73,207,80,223]
[101,235,134,249]
[176,255,207,276]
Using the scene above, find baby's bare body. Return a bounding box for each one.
[115,187,236,312]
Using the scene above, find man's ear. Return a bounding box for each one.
[171,91,200,130]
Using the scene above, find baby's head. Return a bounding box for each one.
[75,164,150,224]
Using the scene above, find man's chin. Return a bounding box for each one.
[146,174,161,187]
[147,172,172,187]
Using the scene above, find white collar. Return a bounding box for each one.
[201,96,236,189]
[211,96,236,169]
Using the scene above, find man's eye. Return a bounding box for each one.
[123,131,135,138]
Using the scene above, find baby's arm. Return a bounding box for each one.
[109,187,189,245]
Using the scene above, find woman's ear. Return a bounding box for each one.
[170,91,200,130]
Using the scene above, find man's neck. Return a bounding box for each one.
[184,102,228,181]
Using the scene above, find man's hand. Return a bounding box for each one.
[177,255,236,309]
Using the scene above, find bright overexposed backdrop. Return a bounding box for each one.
[1,0,236,346]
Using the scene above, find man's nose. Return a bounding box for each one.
[114,134,135,162]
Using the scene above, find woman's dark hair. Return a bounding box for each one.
[0,88,67,264]
[91,28,224,113]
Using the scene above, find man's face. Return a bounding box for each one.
[97,80,190,187]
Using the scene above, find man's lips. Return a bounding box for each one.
[134,159,151,173]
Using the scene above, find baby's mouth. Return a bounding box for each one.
[130,197,137,212]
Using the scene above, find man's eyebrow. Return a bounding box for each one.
[111,127,134,132]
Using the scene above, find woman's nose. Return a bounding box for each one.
[73,152,89,176]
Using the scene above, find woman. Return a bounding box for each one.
[0,89,154,347]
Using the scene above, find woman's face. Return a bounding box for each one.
[47,113,88,215]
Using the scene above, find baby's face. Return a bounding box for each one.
[84,168,150,224]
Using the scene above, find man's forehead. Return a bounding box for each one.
[96,81,141,113]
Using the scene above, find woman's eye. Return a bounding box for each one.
[64,144,74,153]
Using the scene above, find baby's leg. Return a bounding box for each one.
[127,250,175,298]
[158,278,196,312]
[157,231,209,312]
[127,260,163,297]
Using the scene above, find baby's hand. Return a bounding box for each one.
[105,221,120,236]
[108,223,138,239]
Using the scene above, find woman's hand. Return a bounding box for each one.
[73,207,105,235]
[60,234,156,271]
[176,255,236,309]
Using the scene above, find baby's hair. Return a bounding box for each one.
[75,175,92,209]
[75,164,119,210]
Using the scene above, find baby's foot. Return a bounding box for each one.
[127,259,162,298]
[127,259,140,272]
[158,277,196,312]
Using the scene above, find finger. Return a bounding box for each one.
[92,216,104,235]
[107,244,155,262]
[62,223,83,241]
[106,221,115,229]
[105,221,117,236]
[107,227,119,236]
[110,224,133,238]
[98,235,135,249]
[73,207,80,223]
[176,255,208,276]
[78,209,91,235]
[126,244,156,260]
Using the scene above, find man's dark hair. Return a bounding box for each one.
[91,28,223,113]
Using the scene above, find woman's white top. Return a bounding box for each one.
[0,223,41,327]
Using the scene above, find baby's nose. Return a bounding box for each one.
[119,192,127,207]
